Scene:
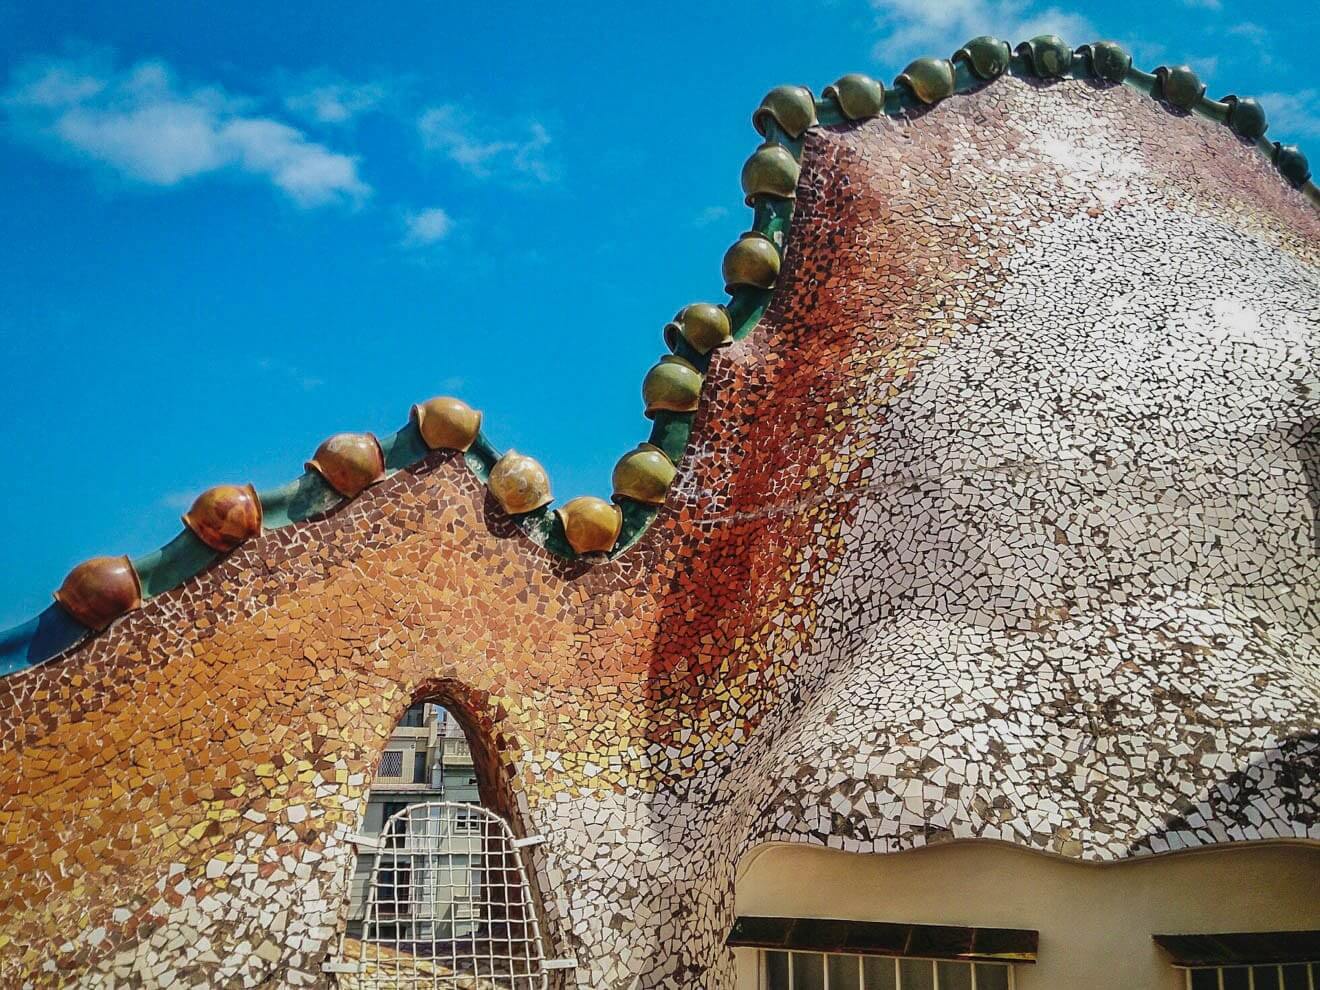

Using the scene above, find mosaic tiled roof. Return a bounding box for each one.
[1,36,1314,675]
[0,33,1317,989]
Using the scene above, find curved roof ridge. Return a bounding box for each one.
[1,34,1315,677]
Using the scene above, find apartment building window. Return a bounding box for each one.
[1184,964,1317,990]
[413,750,428,783]
[729,917,1033,990]
[455,809,481,834]
[761,951,1012,989]
[399,702,428,728]
[377,750,403,778]
[1155,931,1320,990]
[375,801,412,915]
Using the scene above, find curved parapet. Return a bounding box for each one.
[0,33,1317,990]
[1,39,1314,677]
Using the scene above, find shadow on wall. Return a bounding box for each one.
[1297,416,1320,556]
[637,129,877,793]
[1132,730,1320,858]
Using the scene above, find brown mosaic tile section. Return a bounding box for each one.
[0,75,1317,988]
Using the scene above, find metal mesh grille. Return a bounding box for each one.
[353,802,548,989]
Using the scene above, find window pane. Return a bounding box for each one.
[1282,964,1309,990]
[1251,966,1281,990]
[378,750,403,777]
[1189,970,1219,990]
[793,952,826,990]
[899,958,935,990]
[828,955,861,990]
[975,964,1010,990]
[936,961,973,990]
[1221,967,1250,990]
[764,951,789,990]
[863,956,897,990]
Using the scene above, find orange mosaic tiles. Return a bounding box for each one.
[1,73,1317,988]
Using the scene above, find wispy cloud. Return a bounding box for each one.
[1256,89,1320,141]
[283,76,388,126]
[694,205,729,227]
[3,52,370,207]
[1224,21,1278,69]
[1178,0,1221,9]
[417,104,556,183]
[402,206,454,245]
[256,357,325,391]
[1227,22,1268,43]
[867,0,1096,64]
[158,490,198,512]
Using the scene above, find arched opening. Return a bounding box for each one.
[334,693,551,988]
[346,701,483,939]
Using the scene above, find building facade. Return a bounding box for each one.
[346,703,481,938]
[0,31,1317,990]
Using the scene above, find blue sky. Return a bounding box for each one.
[1,0,1315,628]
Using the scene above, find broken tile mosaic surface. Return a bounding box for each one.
[0,72,1316,989]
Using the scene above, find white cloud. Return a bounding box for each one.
[867,0,1096,65]
[1183,54,1219,78]
[284,79,386,125]
[159,490,198,511]
[402,206,454,245]
[1225,22,1276,68]
[1179,0,1221,9]
[256,356,325,390]
[4,53,370,206]
[417,104,555,183]
[1256,89,1320,141]
[1227,22,1267,42]
[694,205,729,227]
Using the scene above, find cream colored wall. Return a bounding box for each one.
[733,841,1320,990]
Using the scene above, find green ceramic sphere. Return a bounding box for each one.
[722,232,781,291]
[740,142,800,204]
[666,303,732,355]
[1084,41,1131,84]
[1224,96,1268,140]
[896,57,956,104]
[1158,65,1205,110]
[1016,35,1073,79]
[1273,143,1311,188]
[612,444,677,506]
[752,85,817,139]
[954,36,1012,80]
[823,73,886,120]
[642,356,703,417]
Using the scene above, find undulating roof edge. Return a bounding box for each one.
[2,34,1315,677]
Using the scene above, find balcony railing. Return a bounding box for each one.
[438,737,473,763]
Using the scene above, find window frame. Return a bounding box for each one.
[454,807,482,834]
[398,702,429,728]
[1180,963,1320,990]
[758,948,1016,989]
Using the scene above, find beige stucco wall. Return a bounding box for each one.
[733,841,1320,989]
